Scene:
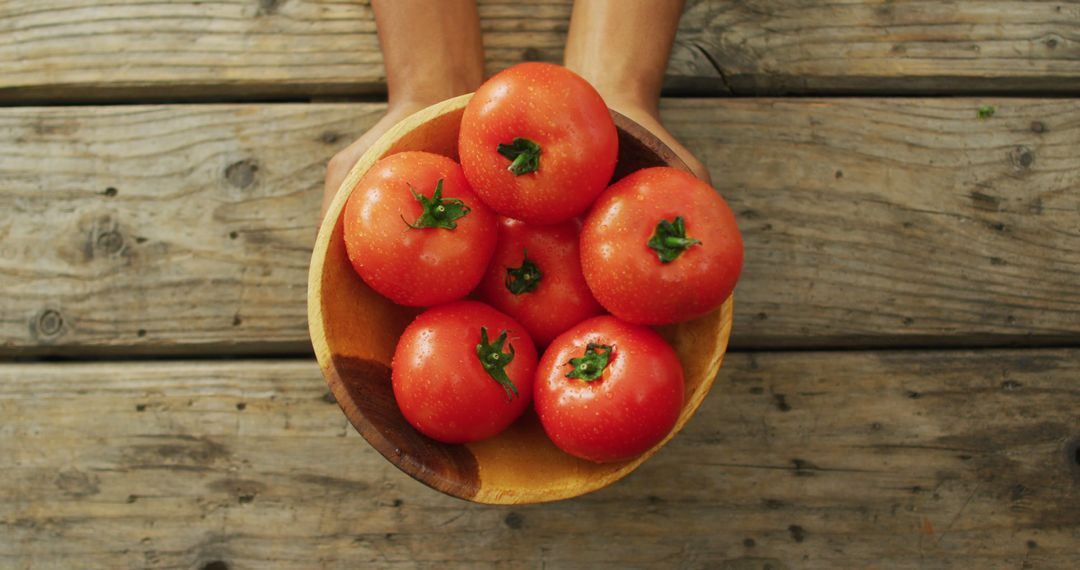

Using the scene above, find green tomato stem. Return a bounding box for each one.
[647,216,701,263]
[476,327,519,401]
[401,179,471,230]
[504,248,543,295]
[496,137,541,176]
[565,343,613,382]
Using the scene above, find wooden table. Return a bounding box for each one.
[2,1,1079,568]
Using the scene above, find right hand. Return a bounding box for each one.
[603,95,712,185]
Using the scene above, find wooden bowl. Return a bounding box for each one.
[309,94,733,504]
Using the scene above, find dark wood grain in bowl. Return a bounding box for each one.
[309,94,733,504]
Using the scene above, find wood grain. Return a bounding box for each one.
[0,103,381,355]
[0,0,575,102]
[2,350,1078,568]
[675,0,1080,94]
[2,99,1077,354]
[2,0,1078,102]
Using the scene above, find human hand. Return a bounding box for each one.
[321,101,429,220]
[320,0,483,222]
[564,0,710,184]
[602,94,711,185]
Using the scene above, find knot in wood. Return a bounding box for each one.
[504,511,524,529]
[225,159,258,188]
[788,524,806,542]
[36,309,64,337]
[1010,146,1034,170]
[96,230,124,254]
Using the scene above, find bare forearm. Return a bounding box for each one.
[323,1,483,219]
[373,0,485,108]
[563,0,708,181]
[563,0,686,115]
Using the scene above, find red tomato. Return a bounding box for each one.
[458,62,618,225]
[343,151,497,306]
[534,316,684,463]
[580,167,743,325]
[392,301,537,444]
[477,217,605,347]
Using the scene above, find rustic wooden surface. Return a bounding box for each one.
[2,99,1077,355]
[0,104,367,355]
[2,350,1078,569]
[3,0,1079,101]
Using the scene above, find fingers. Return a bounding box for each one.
[323,140,367,220]
[321,123,386,222]
[651,130,710,185]
[320,105,430,223]
[671,143,712,186]
[620,109,713,185]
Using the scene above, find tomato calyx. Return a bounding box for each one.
[504,248,543,295]
[566,343,613,382]
[647,216,701,263]
[402,179,471,230]
[476,327,519,401]
[496,137,542,176]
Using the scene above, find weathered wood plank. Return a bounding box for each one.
[2,350,1078,568]
[0,0,582,102]
[2,99,1077,354]
[676,0,1080,95]
[2,0,1078,101]
[0,104,372,354]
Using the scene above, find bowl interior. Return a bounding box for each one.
[309,94,733,504]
